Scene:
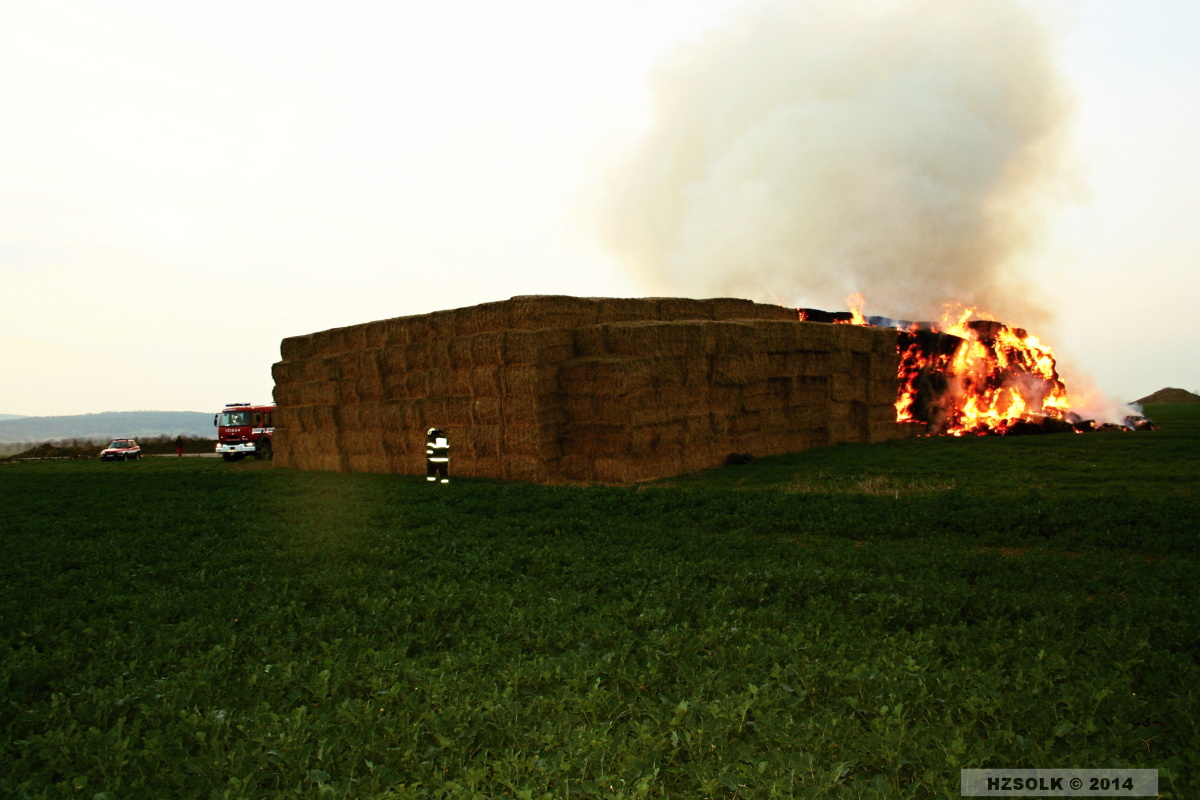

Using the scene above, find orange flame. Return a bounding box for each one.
[841,297,1074,436]
[845,293,866,326]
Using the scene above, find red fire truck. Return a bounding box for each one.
[214,402,276,462]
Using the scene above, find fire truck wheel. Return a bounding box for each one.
[257,441,273,461]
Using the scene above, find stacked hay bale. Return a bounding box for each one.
[272,295,909,483]
[559,318,901,482]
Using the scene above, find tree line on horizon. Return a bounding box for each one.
[0,410,216,446]
[0,434,217,459]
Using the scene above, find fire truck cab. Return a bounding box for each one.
[214,402,276,462]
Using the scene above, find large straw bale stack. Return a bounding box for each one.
[313,328,349,357]
[378,345,408,375]
[582,322,695,359]
[706,320,771,355]
[302,330,335,358]
[468,332,506,366]
[406,400,438,430]
[780,322,836,353]
[269,382,300,408]
[503,328,575,366]
[272,295,913,481]
[421,397,448,426]
[780,350,836,378]
[270,360,304,387]
[295,356,334,381]
[503,455,545,483]
[276,407,304,435]
[503,423,561,457]
[570,326,605,358]
[356,356,386,402]
[431,309,464,339]
[826,322,880,353]
[560,357,644,395]
[712,352,770,386]
[631,423,685,457]
[830,373,866,404]
[867,378,898,406]
[390,370,428,399]
[504,362,561,389]
[378,373,404,402]
[452,300,511,337]
[446,337,474,369]
[558,455,595,482]
[561,394,612,426]
[344,326,369,354]
[654,297,714,321]
[304,325,363,359]
[426,367,454,395]
[298,431,338,455]
[279,334,313,362]
[561,423,629,458]
[340,428,385,461]
[868,403,899,427]
[793,376,832,405]
[296,453,340,472]
[502,393,563,426]
[272,428,297,467]
[584,297,660,323]
[711,298,797,321]
[648,357,690,389]
[421,342,449,371]
[469,365,503,396]
[436,366,471,397]
[333,405,361,430]
[820,350,856,375]
[402,315,436,348]
[458,455,494,478]
[363,321,387,349]
[377,317,410,347]
[739,380,787,412]
[381,427,421,466]
[470,396,503,426]
[592,457,631,484]
[464,424,503,458]
[441,396,473,427]
[509,295,602,330]
[300,405,334,430]
[391,344,423,372]
[376,402,403,432]
[333,380,361,405]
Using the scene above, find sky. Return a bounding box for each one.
[1,0,1197,418]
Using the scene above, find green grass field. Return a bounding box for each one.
[2,406,1197,799]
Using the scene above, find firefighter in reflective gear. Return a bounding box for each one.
[425,427,449,483]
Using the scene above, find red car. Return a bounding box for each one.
[100,438,141,461]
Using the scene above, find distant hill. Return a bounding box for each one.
[0,411,215,444]
[0,413,30,421]
[1135,387,1200,405]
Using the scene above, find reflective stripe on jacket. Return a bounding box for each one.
[426,436,449,462]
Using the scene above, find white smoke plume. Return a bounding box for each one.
[596,0,1074,327]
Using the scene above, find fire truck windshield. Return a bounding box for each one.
[220,410,253,427]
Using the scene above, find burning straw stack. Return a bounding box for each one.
[271,296,912,483]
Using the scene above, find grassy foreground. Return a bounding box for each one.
[1,406,1197,799]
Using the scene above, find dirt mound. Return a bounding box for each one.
[1135,387,1200,405]
[139,436,217,455]
[3,442,102,460]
